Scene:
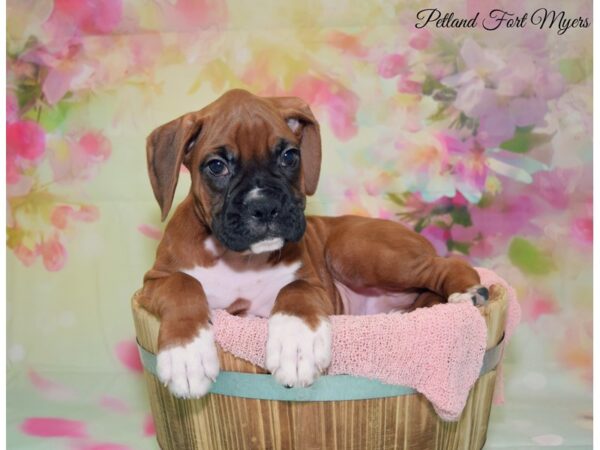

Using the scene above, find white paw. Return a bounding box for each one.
[266,313,331,388]
[448,285,489,306]
[156,327,220,399]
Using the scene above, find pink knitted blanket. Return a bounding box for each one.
[212,268,520,421]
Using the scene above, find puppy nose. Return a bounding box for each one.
[247,198,281,221]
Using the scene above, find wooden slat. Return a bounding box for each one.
[131,284,508,450]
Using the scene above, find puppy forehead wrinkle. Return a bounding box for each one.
[219,112,288,155]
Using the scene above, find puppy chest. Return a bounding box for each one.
[182,261,302,317]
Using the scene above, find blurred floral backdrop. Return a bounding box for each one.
[7,0,592,448]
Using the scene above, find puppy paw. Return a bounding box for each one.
[448,285,489,306]
[266,314,331,388]
[157,327,220,399]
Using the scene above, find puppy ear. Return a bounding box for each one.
[269,97,322,195]
[146,112,203,221]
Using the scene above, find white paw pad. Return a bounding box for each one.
[266,313,332,388]
[449,285,489,306]
[156,327,220,399]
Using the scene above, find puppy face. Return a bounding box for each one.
[192,109,306,253]
[146,89,322,253]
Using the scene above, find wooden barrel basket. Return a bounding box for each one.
[132,285,508,450]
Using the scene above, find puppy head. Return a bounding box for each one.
[146,89,321,253]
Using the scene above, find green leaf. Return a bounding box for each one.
[447,240,471,254]
[16,83,42,112]
[36,101,72,132]
[414,217,429,233]
[558,58,591,84]
[422,74,443,96]
[427,103,450,122]
[508,237,555,275]
[432,220,450,228]
[431,204,453,216]
[450,206,472,227]
[477,193,494,208]
[387,192,410,207]
[500,127,553,153]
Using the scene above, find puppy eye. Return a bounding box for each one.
[206,158,229,177]
[280,148,300,168]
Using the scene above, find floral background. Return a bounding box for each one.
[7,0,592,448]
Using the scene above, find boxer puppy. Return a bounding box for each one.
[141,89,488,398]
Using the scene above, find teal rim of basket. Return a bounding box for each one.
[137,334,504,402]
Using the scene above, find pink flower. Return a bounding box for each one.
[326,92,359,141]
[28,369,76,401]
[21,417,88,438]
[290,76,358,141]
[421,225,450,256]
[469,194,540,238]
[73,205,100,222]
[143,414,156,437]
[402,192,436,216]
[377,208,394,220]
[450,225,495,259]
[13,245,39,267]
[522,295,559,322]
[396,76,421,94]
[161,0,228,31]
[452,156,488,201]
[7,120,46,162]
[377,53,407,79]
[46,0,123,36]
[408,29,432,50]
[437,133,488,202]
[7,120,45,185]
[534,70,565,100]
[70,443,133,450]
[476,108,517,148]
[50,131,111,183]
[41,237,67,271]
[78,132,111,160]
[51,205,99,229]
[19,43,90,105]
[496,53,564,100]
[7,91,19,123]
[572,216,592,246]
[51,206,75,229]
[450,192,469,207]
[344,188,359,203]
[138,224,163,241]
[43,60,88,105]
[442,39,505,111]
[99,396,130,414]
[115,340,143,373]
[444,43,562,147]
[471,91,547,147]
[531,170,571,210]
[6,155,21,185]
[327,31,368,57]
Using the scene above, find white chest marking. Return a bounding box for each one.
[182,259,301,317]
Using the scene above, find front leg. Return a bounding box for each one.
[142,271,219,398]
[266,280,332,387]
